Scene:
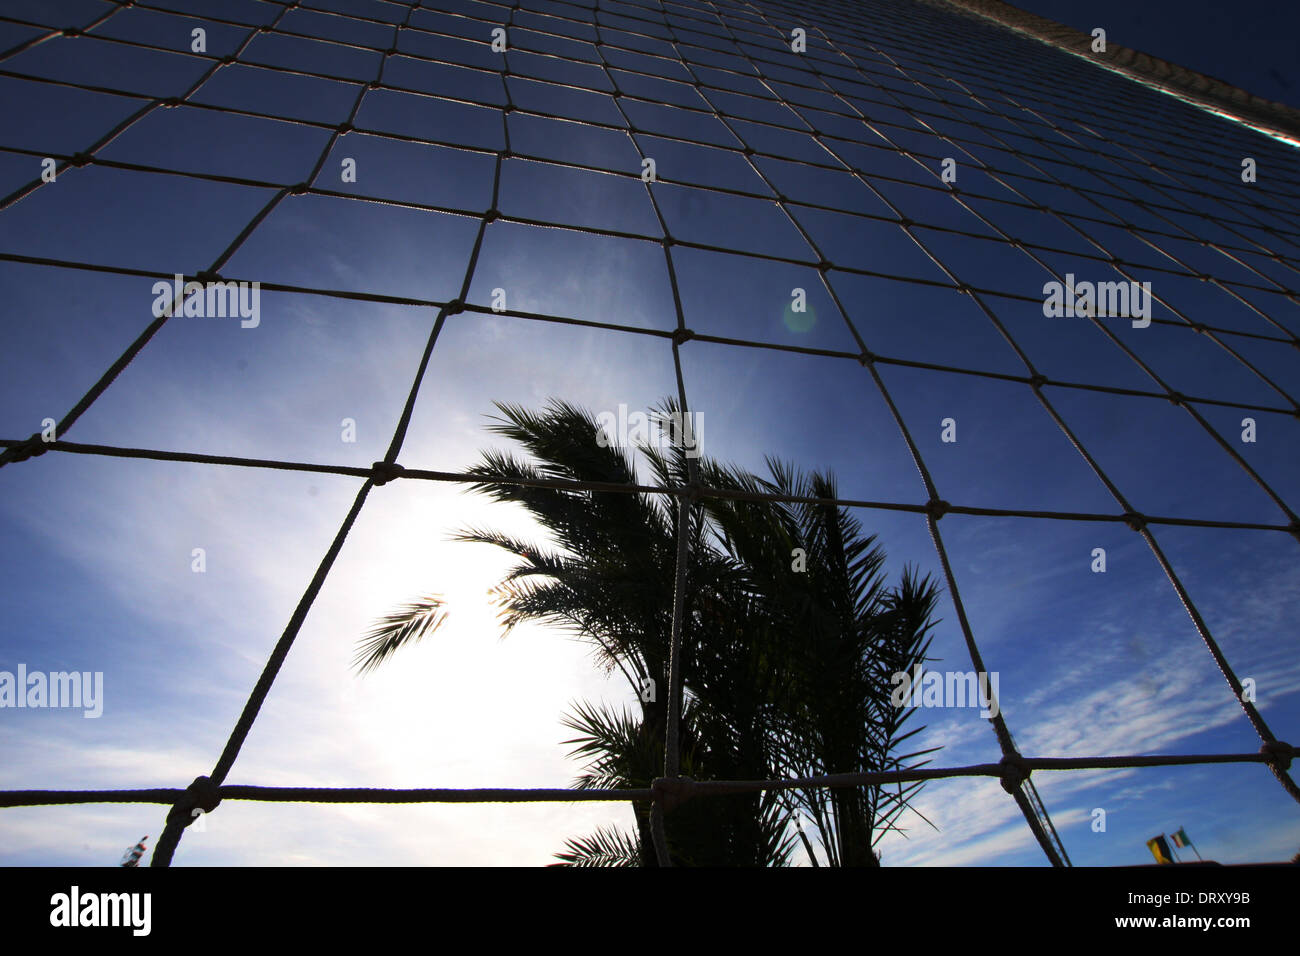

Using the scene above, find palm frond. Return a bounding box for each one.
[551,825,642,867]
[353,595,448,675]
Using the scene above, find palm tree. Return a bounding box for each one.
[685,454,942,866]
[356,398,941,865]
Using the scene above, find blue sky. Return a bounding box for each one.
[1,0,1299,866]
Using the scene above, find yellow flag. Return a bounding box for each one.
[1146,835,1174,864]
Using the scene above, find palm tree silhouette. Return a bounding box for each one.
[356,398,942,865]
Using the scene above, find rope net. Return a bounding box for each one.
[1,0,1298,867]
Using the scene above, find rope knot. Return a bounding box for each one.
[679,481,705,503]
[651,776,695,813]
[1122,511,1147,532]
[926,497,951,520]
[166,775,221,828]
[2,433,51,466]
[1261,740,1295,772]
[672,327,695,346]
[998,754,1030,794]
[370,461,404,486]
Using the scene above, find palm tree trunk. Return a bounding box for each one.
[833,790,880,866]
[637,695,665,866]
